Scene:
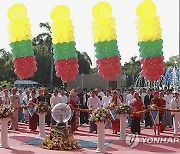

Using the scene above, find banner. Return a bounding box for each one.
[109,109,116,120]
[27,107,34,117]
[150,110,159,124]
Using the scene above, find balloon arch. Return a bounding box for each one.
[6,0,167,84]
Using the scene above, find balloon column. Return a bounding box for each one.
[50,5,79,82]
[136,0,165,81]
[8,4,37,79]
[92,2,122,80]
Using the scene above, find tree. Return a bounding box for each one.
[165,55,180,70]
[77,51,91,74]
[0,49,16,83]
[90,67,98,74]
[32,22,92,87]
[122,56,141,87]
[32,22,56,89]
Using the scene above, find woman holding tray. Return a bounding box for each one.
[109,90,121,134]
[27,90,38,132]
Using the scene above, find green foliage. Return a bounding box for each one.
[77,51,91,74]
[90,68,98,74]
[32,22,92,86]
[122,56,141,87]
[0,81,12,88]
[0,50,17,83]
[165,55,180,70]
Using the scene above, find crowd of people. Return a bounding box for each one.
[0,84,180,137]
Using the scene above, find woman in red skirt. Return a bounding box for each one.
[109,90,121,134]
[28,90,38,132]
[67,93,78,133]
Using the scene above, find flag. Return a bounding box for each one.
[109,109,117,120]
[150,110,159,124]
[27,107,34,117]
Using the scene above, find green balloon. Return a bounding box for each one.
[10,40,34,58]
[138,39,163,58]
[53,41,77,60]
[94,40,120,59]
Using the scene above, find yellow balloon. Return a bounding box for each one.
[136,0,156,19]
[92,1,112,19]
[8,3,27,20]
[51,5,70,20]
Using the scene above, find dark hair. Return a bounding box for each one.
[54,90,58,93]
[159,92,164,96]
[106,90,111,94]
[112,90,118,94]
[2,85,7,88]
[83,88,87,91]
[90,88,94,91]
[31,90,36,94]
[91,90,96,94]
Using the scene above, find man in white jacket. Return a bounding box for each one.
[164,89,173,128]
[170,91,180,136]
[87,90,100,133]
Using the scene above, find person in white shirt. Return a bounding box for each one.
[50,90,62,108]
[102,90,112,129]
[87,90,100,133]
[59,89,68,104]
[102,90,112,108]
[98,86,105,98]
[18,89,25,122]
[87,90,101,111]
[170,91,180,136]
[140,88,147,124]
[126,88,135,126]
[0,85,7,97]
[164,89,173,128]
[23,91,31,123]
[126,89,135,105]
[140,88,147,103]
[122,90,128,102]
[50,90,62,125]
[2,89,10,107]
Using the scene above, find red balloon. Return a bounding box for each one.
[13,56,37,79]
[54,58,79,82]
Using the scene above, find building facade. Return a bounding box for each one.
[67,74,126,90]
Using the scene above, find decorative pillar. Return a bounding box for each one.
[96,122,106,153]
[119,114,127,140]
[0,118,10,148]
[38,113,46,138]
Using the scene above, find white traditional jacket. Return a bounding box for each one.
[170,97,180,116]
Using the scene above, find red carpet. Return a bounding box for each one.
[0,123,180,154]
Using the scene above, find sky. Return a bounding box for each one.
[0,0,179,67]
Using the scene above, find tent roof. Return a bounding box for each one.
[14,80,39,85]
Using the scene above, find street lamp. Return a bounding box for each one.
[81,73,84,89]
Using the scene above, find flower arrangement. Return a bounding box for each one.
[114,103,133,115]
[90,108,112,123]
[34,102,51,114]
[42,125,81,150]
[108,102,116,109]
[0,105,15,119]
[149,104,158,110]
[27,101,36,108]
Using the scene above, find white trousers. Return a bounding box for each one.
[173,115,180,135]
